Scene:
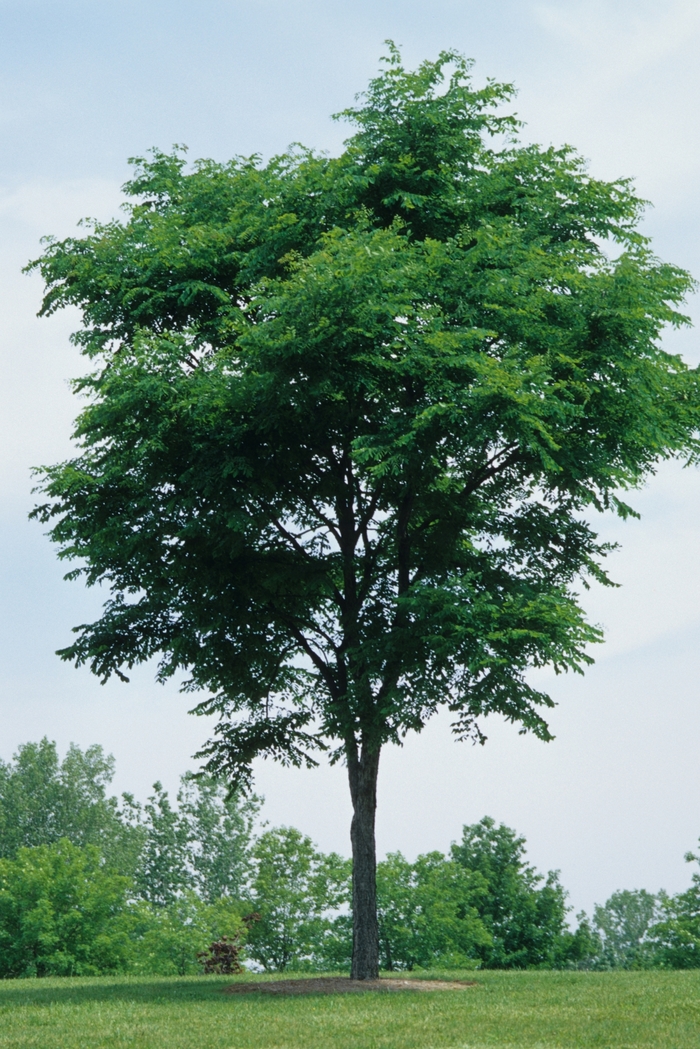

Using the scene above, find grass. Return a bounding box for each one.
[0,969,698,1048]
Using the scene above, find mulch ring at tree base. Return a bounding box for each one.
[223,977,477,995]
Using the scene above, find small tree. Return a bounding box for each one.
[197,935,245,975]
[29,47,700,977]
[593,889,659,969]
[197,913,259,974]
[245,827,350,972]
[451,817,569,967]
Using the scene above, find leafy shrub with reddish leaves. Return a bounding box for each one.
[197,913,260,974]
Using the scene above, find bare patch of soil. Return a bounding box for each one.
[222,976,476,996]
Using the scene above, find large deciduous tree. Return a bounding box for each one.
[29,48,700,978]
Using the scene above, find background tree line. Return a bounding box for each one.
[0,739,697,977]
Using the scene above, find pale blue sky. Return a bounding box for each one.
[2,0,700,916]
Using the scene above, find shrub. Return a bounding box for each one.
[0,839,131,977]
[197,916,259,974]
[126,894,250,976]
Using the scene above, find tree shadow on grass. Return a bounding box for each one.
[0,973,479,1009]
[0,976,237,1009]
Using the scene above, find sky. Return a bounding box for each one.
[2,0,700,918]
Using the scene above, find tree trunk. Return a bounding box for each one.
[348,743,381,979]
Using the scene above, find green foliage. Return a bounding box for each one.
[6,734,700,979]
[27,47,700,799]
[0,831,252,979]
[245,827,351,971]
[130,782,191,907]
[177,774,260,903]
[0,739,256,909]
[451,817,569,967]
[125,893,247,976]
[554,911,602,970]
[0,739,140,872]
[650,890,700,969]
[0,741,262,978]
[648,846,700,969]
[123,775,259,907]
[592,889,659,969]
[0,840,132,977]
[376,850,490,970]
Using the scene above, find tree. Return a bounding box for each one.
[28,47,700,978]
[592,889,659,969]
[555,911,602,970]
[245,827,350,971]
[451,817,569,967]
[177,773,260,903]
[130,782,192,907]
[376,850,490,970]
[0,739,141,873]
[648,844,700,969]
[125,775,259,906]
[0,840,132,977]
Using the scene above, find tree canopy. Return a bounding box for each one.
[451,816,568,968]
[0,739,132,864]
[28,46,700,977]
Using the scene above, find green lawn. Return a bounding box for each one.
[0,970,698,1049]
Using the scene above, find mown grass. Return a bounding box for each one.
[0,969,698,1048]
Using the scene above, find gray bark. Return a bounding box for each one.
[348,743,380,979]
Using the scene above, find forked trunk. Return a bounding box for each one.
[348,744,380,979]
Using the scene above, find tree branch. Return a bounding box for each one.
[269,515,345,610]
[284,619,340,700]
